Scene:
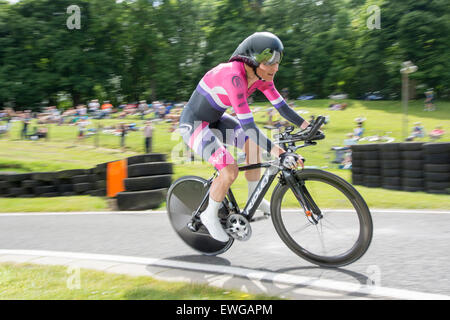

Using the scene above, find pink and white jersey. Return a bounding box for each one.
[197,61,286,125]
[181,60,305,154]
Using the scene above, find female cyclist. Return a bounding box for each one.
[179,32,310,242]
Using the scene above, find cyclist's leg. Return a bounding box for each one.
[211,114,270,213]
[179,117,237,241]
[210,113,258,170]
[180,114,239,201]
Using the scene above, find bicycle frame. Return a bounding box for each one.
[191,160,321,224]
[190,116,327,228]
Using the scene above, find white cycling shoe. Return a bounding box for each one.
[200,198,230,242]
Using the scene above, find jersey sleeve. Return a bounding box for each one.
[223,73,273,153]
[259,82,306,127]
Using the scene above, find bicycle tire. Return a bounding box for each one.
[270,169,373,268]
[166,176,234,256]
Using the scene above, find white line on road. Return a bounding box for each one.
[0,249,449,300]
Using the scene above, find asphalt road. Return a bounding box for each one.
[1,210,450,298]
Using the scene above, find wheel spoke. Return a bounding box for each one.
[292,221,313,234]
[320,218,357,237]
[315,223,328,255]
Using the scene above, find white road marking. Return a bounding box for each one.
[0,249,449,300]
[1,209,450,217]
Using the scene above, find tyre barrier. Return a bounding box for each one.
[351,142,449,194]
[0,153,172,210]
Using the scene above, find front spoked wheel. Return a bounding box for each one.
[271,169,373,268]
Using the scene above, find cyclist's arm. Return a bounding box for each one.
[224,74,276,155]
[259,82,309,129]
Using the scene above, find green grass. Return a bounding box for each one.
[0,99,449,212]
[0,196,109,212]
[0,262,280,300]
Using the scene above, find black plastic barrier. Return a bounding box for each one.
[0,153,172,210]
[351,142,450,194]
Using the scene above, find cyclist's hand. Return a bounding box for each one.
[280,152,304,169]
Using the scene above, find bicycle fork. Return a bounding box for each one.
[282,170,323,225]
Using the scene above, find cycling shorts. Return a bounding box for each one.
[179,107,248,171]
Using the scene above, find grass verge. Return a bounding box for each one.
[0,262,280,300]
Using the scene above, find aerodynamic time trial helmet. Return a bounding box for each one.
[229,32,284,67]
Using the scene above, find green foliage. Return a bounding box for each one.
[0,0,449,109]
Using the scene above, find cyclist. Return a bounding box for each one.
[179,32,310,242]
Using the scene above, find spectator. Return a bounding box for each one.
[407,122,425,141]
[164,102,174,117]
[353,117,366,140]
[118,102,127,110]
[328,102,347,110]
[339,152,352,170]
[143,120,153,153]
[424,89,435,111]
[138,100,148,120]
[88,99,100,114]
[29,126,48,140]
[21,117,30,139]
[0,122,7,136]
[429,126,445,141]
[123,102,137,117]
[353,123,364,140]
[77,118,88,140]
[101,101,113,118]
[151,101,165,119]
[37,126,48,140]
[120,123,128,149]
[4,109,12,136]
[343,133,358,147]
[78,104,87,117]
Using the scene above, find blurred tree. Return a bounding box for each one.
[0,0,449,107]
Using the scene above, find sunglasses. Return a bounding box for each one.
[255,48,283,65]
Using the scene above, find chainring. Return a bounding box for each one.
[225,214,252,241]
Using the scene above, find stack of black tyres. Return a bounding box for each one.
[116,153,173,211]
[63,168,106,197]
[0,169,106,198]
[0,173,33,198]
[360,144,381,188]
[423,142,450,194]
[400,142,424,192]
[350,146,364,186]
[379,143,402,190]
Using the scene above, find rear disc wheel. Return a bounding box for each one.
[166,176,233,255]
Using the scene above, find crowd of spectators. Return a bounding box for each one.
[0,99,186,152]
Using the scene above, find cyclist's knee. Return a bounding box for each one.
[219,164,239,184]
